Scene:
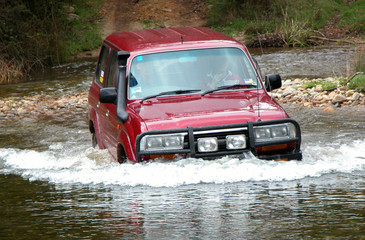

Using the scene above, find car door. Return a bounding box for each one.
[99,49,120,157]
[94,44,112,150]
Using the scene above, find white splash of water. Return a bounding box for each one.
[1,140,364,187]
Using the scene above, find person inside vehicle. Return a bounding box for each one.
[129,57,155,99]
[203,58,243,90]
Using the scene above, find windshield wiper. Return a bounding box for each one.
[141,89,201,103]
[202,84,257,96]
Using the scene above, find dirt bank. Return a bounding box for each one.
[100,0,208,37]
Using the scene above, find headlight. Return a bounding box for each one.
[254,123,296,142]
[140,134,185,151]
[197,137,218,152]
[226,135,246,149]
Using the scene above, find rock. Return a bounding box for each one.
[351,92,361,101]
[328,91,337,99]
[332,94,347,104]
[322,95,330,102]
[283,80,291,85]
[319,103,329,108]
[334,102,342,108]
[346,90,354,97]
[315,95,323,101]
[323,107,335,113]
[17,108,27,115]
[294,79,302,84]
[315,85,323,92]
[351,100,360,106]
[303,102,313,107]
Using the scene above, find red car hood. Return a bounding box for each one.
[129,91,288,131]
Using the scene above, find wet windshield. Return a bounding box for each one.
[128,48,261,100]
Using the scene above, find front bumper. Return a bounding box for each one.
[136,119,302,162]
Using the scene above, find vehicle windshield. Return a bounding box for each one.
[128,48,261,100]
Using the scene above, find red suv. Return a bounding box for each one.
[88,27,302,163]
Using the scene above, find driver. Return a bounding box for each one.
[204,59,242,90]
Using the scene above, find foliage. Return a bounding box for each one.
[0,0,102,84]
[301,80,338,90]
[141,19,164,29]
[279,8,310,47]
[347,75,365,91]
[339,0,365,33]
[66,0,102,56]
[346,46,365,91]
[354,46,365,73]
[207,0,361,46]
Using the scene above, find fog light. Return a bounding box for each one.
[197,137,218,152]
[226,135,246,149]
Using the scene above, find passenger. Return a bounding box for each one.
[129,58,155,99]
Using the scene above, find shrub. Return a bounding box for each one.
[0,0,102,84]
[348,75,365,92]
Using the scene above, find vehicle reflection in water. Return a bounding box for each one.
[1,46,365,239]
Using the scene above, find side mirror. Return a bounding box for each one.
[265,74,282,92]
[99,88,117,104]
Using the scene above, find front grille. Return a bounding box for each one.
[183,127,249,155]
[135,119,302,162]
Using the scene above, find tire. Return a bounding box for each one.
[91,132,98,148]
[117,145,127,164]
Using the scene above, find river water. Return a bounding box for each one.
[1,46,365,239]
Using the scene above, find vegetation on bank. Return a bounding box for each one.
[207,0,365,47]
[0,0,102,84]
[1,0,364,85]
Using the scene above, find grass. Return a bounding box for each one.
[207,0,363,46]
[0,59,24,85]
[0,0,103,84]
[301,80,339,90]
[347,46,365,91]
[65,0,103,57]
[348,75,365,91]
[339,0,365,33]
[279,8,310,47]
[141,19,164,29]
[354,46,365,73]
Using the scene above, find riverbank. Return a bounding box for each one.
[270,77,365,113]
[0,92,88,120]
[0,78,364,120]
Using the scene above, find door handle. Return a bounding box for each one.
[106,110,109,117]
[97,101,100,108]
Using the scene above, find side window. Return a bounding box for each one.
[105,50,118,88]
[95,45,110,86]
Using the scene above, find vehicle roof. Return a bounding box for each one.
[104,27,240,53]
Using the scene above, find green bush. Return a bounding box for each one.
[348,75,365,91]
[207,0,362,46]
[0,0,102,84]
[301,80,338,90]
[339,0,365,33]
[354,46,365,73]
